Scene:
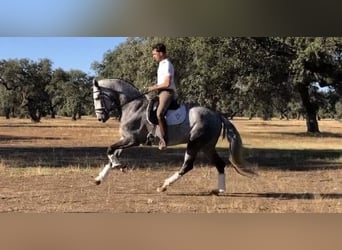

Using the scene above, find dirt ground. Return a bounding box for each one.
[0,117,341,213]
[1,166,342,213]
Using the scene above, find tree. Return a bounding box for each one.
[59,70,92,120]
[284,37,342,132]
[221,38,293,120]
[24,58,53,122]
[93,37,152,87]
[0,59,24,117]
[94,37,342,131]
[45,68,70,118]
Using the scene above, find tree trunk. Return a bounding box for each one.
[4,107,10,119]
[298,84,320,133]
[229,111,238,120]
[305,111,320,133]
[28,102,41,122]
[50,106,56,118]
[29,112,40,122]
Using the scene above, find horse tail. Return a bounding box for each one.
[220,115,257,178]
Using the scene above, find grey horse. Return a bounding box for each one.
[93,78,255,193]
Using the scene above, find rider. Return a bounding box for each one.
[148,43,177,150]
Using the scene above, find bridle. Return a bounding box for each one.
[93,87,118,118]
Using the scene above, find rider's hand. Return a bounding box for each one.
[147,85,157,92]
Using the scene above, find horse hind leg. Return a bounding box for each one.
[203,148,227,194]
[157,149,198,192]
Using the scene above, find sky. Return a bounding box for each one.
[0,1,129,75]
[0,37,127,75]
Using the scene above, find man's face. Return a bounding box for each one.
[152,49,163,62]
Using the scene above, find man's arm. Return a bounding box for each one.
[148,75,171,91]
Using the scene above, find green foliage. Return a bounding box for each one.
[57,70,93,120]
[0,59,93,121]
[94,37,341,131]
[336,100,342,119]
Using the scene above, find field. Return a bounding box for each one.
[0,116,341,213]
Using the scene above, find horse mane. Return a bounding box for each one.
[115,78,140,91]
[98,78,141,93]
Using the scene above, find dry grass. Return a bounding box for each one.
[0,116,341,213]
[235,118,342,150]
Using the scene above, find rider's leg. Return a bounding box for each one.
[156,90,173,150]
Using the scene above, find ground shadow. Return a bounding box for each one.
[242,147,342,171]
[0,145,341,170]
[0,146,107,167]
[244,123,302,128]
[168,192,342,200]
[0,135,65,142]
[0,124,108,129]
[271,131,342,138]
[0,146,184,168]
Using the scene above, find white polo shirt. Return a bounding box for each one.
[157,58,176,91]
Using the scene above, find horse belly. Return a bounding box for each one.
[167,122,190,146]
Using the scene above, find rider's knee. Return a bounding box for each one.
[156,112,165,120]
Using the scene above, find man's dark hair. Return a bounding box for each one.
[152,43,166,53]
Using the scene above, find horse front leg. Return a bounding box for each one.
[94,149,123,185]
[95,137,137,185]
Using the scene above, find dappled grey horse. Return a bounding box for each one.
[93,78,255,193]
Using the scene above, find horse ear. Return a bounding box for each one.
[93,79,99,87]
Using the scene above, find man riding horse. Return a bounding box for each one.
[147,43,177,150]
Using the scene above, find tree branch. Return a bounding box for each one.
[0,77,20,91]
[0,77,13,90]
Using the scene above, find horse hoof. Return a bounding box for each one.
[95,179,102,185]
[120,167,127,173]
[210,189,224,195]
[157,186,167,192]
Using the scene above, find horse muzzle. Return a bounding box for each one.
[96,112,109,123]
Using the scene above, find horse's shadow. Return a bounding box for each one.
[0,145,341,171]
[168,192,342,200]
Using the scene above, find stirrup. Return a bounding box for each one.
[146,132,154,146]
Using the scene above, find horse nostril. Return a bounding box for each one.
[98,118,101,122]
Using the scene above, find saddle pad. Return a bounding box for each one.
[165,104,187,125]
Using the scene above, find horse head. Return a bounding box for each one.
[93,78,147,123]
[93,79,112,123]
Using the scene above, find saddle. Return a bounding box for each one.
[146,96,187,126]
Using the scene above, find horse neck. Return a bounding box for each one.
[115,86,148,124]
[101,79,147,109]
[118,86,147,109]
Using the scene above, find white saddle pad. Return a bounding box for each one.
[165,105,187,125]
